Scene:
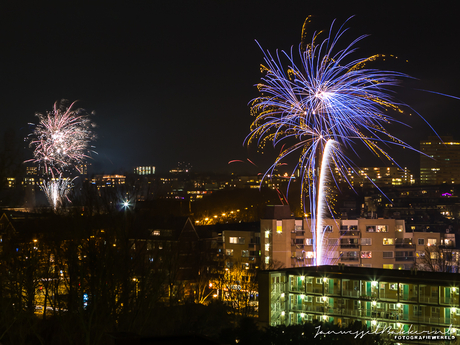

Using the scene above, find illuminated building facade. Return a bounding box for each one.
[420,136,460,185]
[259,265,460,338]
[134,166,155,175]
[90,175,126,188]
[261,206,458,271]
[335,166,414,187]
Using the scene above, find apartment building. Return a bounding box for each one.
[261,206,458,270]
[222,229,261,270]
[420,136,460,185]
[335,166,414,187]
[259,265,460,338]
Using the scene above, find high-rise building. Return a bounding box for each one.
[420,136,460,184]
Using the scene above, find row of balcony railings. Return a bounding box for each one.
[286,281,459,305]
[286,306,459,325]
[339,230,360,236]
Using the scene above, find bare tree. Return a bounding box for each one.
[415,245,459,273]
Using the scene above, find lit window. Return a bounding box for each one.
[427,238,437,246]
[276,220,282,233]
[376,225,388,232]
[226,249,233,256]
[306,238,313,245]
[383,238,394,245]
[361,251,372,259]
[229,237,238,244]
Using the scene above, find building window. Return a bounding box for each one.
[383,264,394,269]
[383,238,394,245]
[265,230,270,239]
[241,250,249,257]
[361,251,372,259]
[361,238,372,246]
[276,220,282,234]
[383,251,394,258]
[306,238,313,245]
[226,249,233,256]
[229,237,237,244]
[418,238,425,245]
[327,251,339,258]
[153,230,160,236]
[389,284,397,290]
[324,225,332,232]
[238,237,245,244]
[430,252,439,259]
[376,225,388,232]
[328,238,338,246]
[295,220,303,231]
[306,251,314,258]
[366,226,376,232]
[427,238,437,246]
[265,256,270,264]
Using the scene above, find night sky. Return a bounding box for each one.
[1,1,459,176]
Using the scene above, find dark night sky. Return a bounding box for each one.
[1,1,459,176]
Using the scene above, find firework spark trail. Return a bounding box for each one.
[315,139,336,266]
[247,17,428,266]
[41,176,74,210]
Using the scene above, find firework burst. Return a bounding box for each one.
[248,17,424,266]
[27,100,96,176]
[26,100,96,209]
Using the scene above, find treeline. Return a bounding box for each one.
[0,206,225,345]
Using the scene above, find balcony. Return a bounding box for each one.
[340,244,359,249]
[394,256,415,261]
[419,296,438,304]
[395,243,414,248]
[340,257,359,261]
[339,230,360,236]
